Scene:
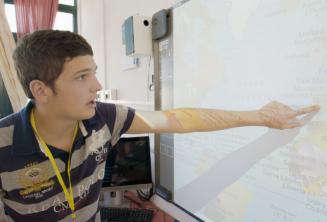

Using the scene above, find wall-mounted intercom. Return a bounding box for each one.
[122,14,152,57]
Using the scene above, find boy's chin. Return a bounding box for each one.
[79,110,96,120]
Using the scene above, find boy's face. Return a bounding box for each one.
[46,55,102,120]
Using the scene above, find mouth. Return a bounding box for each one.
[87,99,97,108]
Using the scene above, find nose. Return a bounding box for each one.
[91,75,103,93]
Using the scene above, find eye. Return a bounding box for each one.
[76,74,87,81]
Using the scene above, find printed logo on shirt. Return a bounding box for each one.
[27,166,106,214]
[93,144,108,162]
[88,129,108,162]
[18,162,55,199]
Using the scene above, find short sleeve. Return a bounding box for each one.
[111,104,135,145]
[95,102,135,146]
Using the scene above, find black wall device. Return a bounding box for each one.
[152,9,169,40]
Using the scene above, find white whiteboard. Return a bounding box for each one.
[172,0,327,221]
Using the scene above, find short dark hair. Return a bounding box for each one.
[13,30,93,98]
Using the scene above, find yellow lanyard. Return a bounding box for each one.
[30,109,78,220]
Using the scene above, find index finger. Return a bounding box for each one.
[296,105,320,115]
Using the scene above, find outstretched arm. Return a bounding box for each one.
[126,101,320,134]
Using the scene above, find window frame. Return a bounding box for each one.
[4,0,77,33]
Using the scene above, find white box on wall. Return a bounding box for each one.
[122,14,152,57]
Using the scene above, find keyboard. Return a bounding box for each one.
[100,207,154,222]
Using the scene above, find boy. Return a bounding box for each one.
[0,30,319,221]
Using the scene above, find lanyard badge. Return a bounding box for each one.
[30,109,78,220]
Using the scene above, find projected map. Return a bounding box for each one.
[172,0,327,221]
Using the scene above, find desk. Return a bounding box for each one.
[99,191,177,222]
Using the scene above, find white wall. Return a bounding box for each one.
[77,0,106,87]
[79,0,181,103]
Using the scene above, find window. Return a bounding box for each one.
[58,0,74,6]
[4,2,16,32]
[4,0,77,34]
[54,0,77,32]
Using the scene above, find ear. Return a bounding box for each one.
[29,80,51,103]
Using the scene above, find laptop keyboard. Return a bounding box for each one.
[100,207,154,222]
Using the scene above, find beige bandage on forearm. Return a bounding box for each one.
[134,108,262,133]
